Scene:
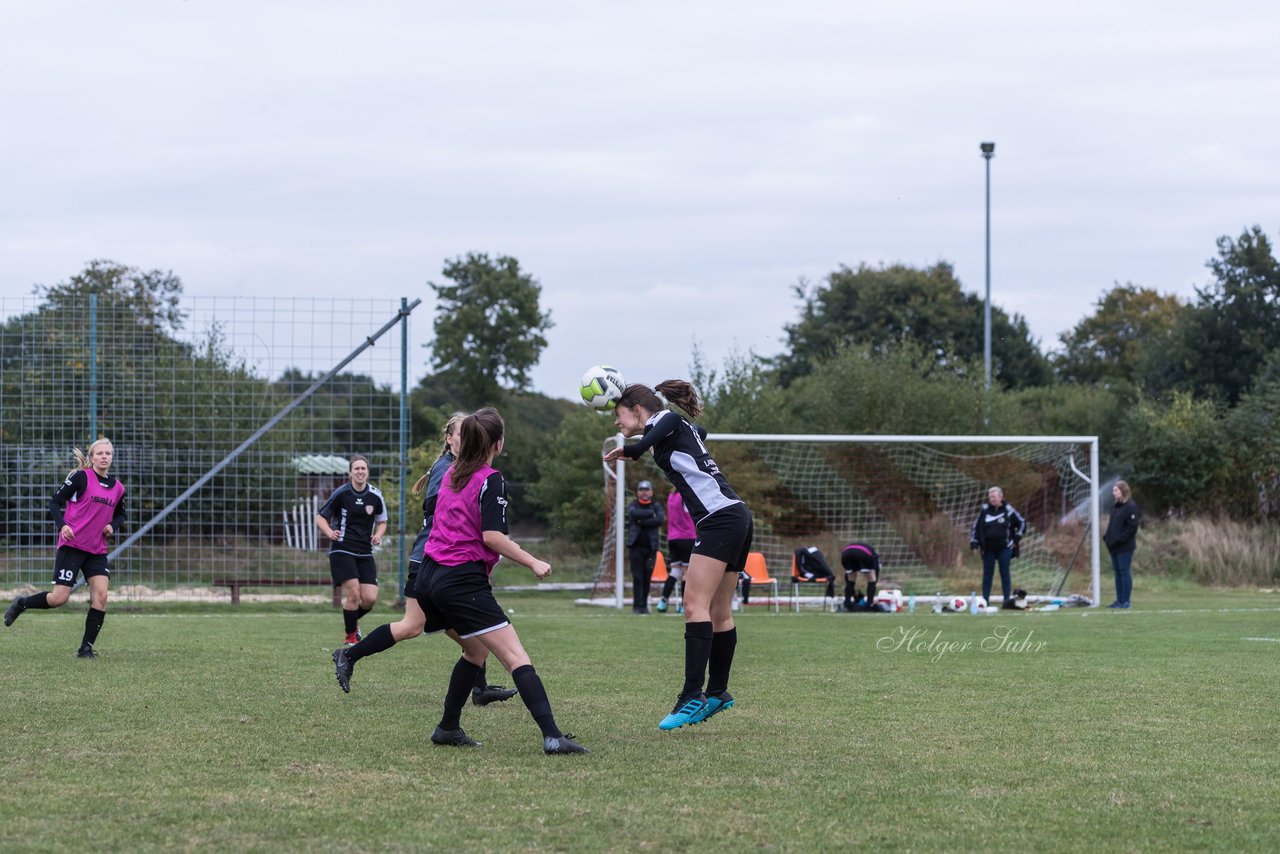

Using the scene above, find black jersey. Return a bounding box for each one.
[621,410,742,524]
[319,482,388,556]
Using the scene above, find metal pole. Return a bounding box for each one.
[614,438,626,610]
[981,142,995,390]
[88,293,97,442]
[398,297,409,605]
[1090,438,1102,607]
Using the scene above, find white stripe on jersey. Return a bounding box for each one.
[669,450,740,518]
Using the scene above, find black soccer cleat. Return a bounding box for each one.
[431,726,482,747]
[76,644,97,659]
[544,733,589,755]
[471,685,518,706]
[4,596,26,627]
[332,648,353,693]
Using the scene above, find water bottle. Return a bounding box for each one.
[908,595,916,615]
[969,591,980,615]
[932,592,943,614]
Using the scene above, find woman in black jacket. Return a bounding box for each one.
[626,480,666,614]
[1104,480,1141,609]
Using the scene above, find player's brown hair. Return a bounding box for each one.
[616,380,703,419]
[449,407,505,491]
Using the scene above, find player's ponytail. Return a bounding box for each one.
[616,380,702,419]
[411,412,467,494]
[449,407,505,491]
[654,380,702,418]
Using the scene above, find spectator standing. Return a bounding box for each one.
[1104,480,1141,609]
[625,480,665,614]
[969,486,1026,609]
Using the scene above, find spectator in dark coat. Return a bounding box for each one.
[969,486,1026,608]
[626,480,666,614]
[1104,480,1141,609]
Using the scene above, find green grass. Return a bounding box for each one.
[2,588,1279,851]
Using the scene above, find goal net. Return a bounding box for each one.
[592,433,1101,608]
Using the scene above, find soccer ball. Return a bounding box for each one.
[974,596,989,611]
[948,596,968,613]
[579,365,626,410]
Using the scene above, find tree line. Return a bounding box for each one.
[6,227,1279,554]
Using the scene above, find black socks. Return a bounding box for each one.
[24,592,51,610]
[682,621,714,698]
[346,623,396,663]
[439,657,484,731]
[512,664,561,738]
[81,607,105,648]
[706,628,737,696]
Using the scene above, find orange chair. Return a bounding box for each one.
[790,552,836,612]
[740,552,779,614]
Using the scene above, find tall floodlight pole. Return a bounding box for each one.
[980,141,995,390]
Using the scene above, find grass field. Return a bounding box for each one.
[2,585,1279,852]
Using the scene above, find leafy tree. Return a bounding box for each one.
[34,259,185,334]
[1113,392,1229,514]
[1224,360,1280,519]
[527,408,619,547]
[779,262,1052,389]
[1055,284,1188,385]
[428,253,553,408]
[1149,227,1280,404]
[786,342,1008,436]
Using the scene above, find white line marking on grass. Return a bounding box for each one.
[1243,637,1280,643]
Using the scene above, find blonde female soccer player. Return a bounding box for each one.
[5,439,126,658]
[603,380,752,730]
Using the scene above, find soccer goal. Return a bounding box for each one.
[592,433,1101,609]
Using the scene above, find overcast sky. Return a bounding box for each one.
[3,1,1277,400]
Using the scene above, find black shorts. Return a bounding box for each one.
[329,552,377,586]
[693,503,754,573]
[404,564,420,600]
[53,547,110,587]
[668,538,694,564]
[414,559,510,639]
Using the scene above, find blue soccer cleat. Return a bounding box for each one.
[701,690,735,721]
[659,693,709,730]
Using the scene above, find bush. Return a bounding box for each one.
[1113,392,1230,514]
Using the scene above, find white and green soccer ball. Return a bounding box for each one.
[579,365,626,410]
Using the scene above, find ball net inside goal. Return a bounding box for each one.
[594,434,1099,605]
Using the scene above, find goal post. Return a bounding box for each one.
[593,433,1101,609]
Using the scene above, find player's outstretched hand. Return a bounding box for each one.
[529,560,552,580]
[603,447,624,463]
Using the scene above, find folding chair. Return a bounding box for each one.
[740,551,779,613]
[790,548,837,612]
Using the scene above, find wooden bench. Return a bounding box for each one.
[212,577,339,606]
